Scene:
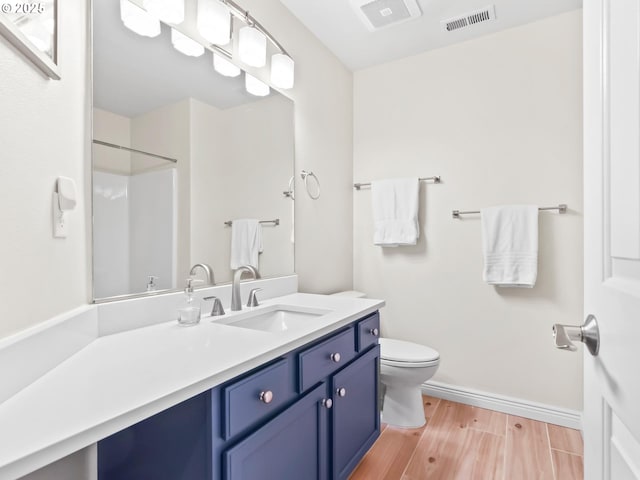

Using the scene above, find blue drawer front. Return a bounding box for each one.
[298,327,356,393]
[223,358,294,440]
[356,312,380,352]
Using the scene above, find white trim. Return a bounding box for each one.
[422,380,582,430]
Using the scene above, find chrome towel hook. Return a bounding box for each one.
[300,170,320,200]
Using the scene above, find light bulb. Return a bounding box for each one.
[171,29,205,57]
[143,0,184,25]
[238,26,266,68]
[213,53,240,77]
[270,53,295,89]
[197,0,231,46]
[120,0,161,37]
[245,73,270,97]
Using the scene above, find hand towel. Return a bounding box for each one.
[371,178,420,247]
[230,219,263,270]
[481,205,539,287]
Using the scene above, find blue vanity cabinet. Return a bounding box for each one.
[222,332,380,480]
[98,311,380,480]
[222,383,329,480]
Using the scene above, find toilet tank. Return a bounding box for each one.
[331,290,367,298]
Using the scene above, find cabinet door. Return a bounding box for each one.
[332,345,380,480]
[223,383,329,480]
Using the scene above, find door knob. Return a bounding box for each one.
[259,390,274,404]
[552,314,600,356]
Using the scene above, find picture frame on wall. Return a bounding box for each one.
[0,0,59,79]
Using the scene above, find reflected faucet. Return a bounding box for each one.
[231,265,261,311]
[190,263,215,285]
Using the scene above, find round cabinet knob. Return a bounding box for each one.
[259,390,274,404]
[330,352,341,363]
[322,398,333,409]
[336,387,347,397]
[370,328,379,337]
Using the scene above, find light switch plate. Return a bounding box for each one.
[52,192,67,238]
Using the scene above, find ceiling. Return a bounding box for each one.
[279,0,582,71]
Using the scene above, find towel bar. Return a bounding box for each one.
[353,176,441,190]
[452,204,567,219]
[224,219,280,227]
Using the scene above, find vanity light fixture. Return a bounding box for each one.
[120,0,295,89]
[143,0,185,25]
[245,73,270,96]
[197,0,231,45]
[270,53,294,89]
[238,25,266,67]
[171,28,205,56]
[213,52,240,77]
[120,0,161,37]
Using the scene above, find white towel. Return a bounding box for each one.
[371,178,420,247]
[230,219,263,270]
[481,205,539,287]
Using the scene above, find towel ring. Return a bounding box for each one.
[300,170,320,200]
[283,175,295,200]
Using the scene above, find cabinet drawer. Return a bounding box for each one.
[356,312,380,352]
[298,328,356,392]
[223,358,294,440]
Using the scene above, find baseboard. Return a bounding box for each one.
[422,380,582,430]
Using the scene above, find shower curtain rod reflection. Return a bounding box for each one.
[92,139,178,163]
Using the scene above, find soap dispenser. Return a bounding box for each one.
[178,278,202,326]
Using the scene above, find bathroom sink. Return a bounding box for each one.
[214,305,331,333]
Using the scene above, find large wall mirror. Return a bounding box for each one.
[92,0,295,301]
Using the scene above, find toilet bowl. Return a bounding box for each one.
[331,291,441,428]
[379,338,439,428]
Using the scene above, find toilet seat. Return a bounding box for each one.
[379,338,440,367]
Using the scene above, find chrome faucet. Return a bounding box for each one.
[231,265,261,311]
[189,263,215,285]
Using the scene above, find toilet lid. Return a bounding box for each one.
[379,338,440,363]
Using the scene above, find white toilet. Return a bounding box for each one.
[331,291,440,428]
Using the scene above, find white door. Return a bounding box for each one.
[583,0,640,478]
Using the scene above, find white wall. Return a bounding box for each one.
[354,11,583,410]
[0,1,89,338]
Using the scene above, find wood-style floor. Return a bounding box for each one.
[350,396,583,480]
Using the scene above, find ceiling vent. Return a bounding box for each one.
[350,0,422,32]
[441,5,496,32]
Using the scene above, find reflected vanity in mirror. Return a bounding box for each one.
[92,0,295,301]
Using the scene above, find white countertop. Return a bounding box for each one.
[0,293,383,479]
